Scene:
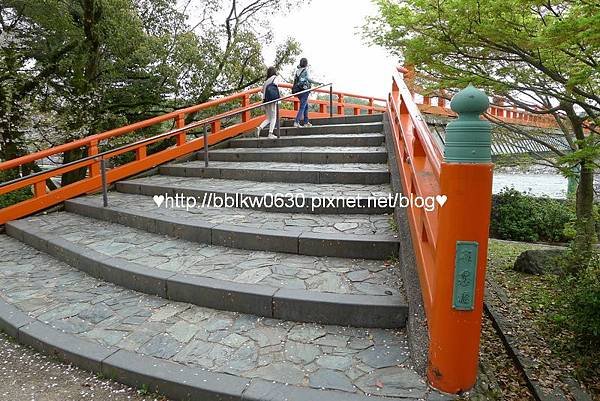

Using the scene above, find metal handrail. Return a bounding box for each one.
[0,82,334,193]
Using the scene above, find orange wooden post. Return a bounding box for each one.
[368,98,374,114]
[427,85,494,393]
[354,106,361,116]
[88,139,100,177]
[33,181,46,198]
[211,120,221,135]
[175,114,186,146]
[135,146,147,161]
[337,94,344,116]
[241,94,250,122]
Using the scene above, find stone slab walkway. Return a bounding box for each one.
[0,235,427,399]
[70,192,397,237]
[21,212,402,296]
[119,175,392,198]
[171,161,390,172]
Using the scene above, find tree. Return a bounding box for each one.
[366,0,599,268]
[0,0,302,185]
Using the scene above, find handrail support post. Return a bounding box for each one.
[277,101,281,139]
[329,86,333,118]
[100,158,108,207]
[203,125,209,167]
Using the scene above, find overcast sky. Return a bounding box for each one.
[263,0,398,98]
[182,0,397,99]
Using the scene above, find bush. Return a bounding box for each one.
[491,188,575,243]
[0,170,33,209]
[566,253,600,342]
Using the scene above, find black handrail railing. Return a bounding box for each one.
[0,82,334,206]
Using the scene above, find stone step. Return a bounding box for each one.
[0,234,429,401]
[116,176,394,215]
[6,213,407,328]
[280,114,383,127]
[64,193,400,260]
[272,122,383,136]
[235,133,385,148]
[199,146,388,164]
[159,161,390,185]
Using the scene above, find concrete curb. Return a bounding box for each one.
[63,198,399,259]
[6,220,407,328]
[0,297,399,401]
[382,113,430,375]
[159,164,390,185]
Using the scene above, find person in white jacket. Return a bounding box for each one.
[256,67,279,139]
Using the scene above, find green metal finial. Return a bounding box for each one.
[444,84,492,163]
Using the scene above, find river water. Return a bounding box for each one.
[493,173,569,199]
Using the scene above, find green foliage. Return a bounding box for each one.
[566,253,600,342]
[0,170,32,208]
[1,0,303,162]
[491,188,575,243]
[366,0,599,266]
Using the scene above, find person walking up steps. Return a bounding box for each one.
[292,58,320,128]
[256,66,280,139]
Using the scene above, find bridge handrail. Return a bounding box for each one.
[0,82,385,225]
[388,66,494,394]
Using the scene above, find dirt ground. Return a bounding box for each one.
[0,332,169,401]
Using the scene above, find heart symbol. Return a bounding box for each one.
[436,195,448,207]
[153,195,165,208]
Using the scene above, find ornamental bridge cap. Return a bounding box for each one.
[450,84,489,115]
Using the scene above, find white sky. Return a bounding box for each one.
[263,0,398,98]
[182,0,397,99]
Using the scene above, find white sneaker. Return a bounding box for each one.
[304,122,313,127]
[267,133,277,139]
[293,122,301,128]
[255,127,261,138]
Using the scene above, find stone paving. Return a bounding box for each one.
[239,133,385,141]
[172,161,390,172]
[120,175,392,199]
[72,192,398,237]
[0,235,427,399]
[208,146,387,154]
[22,212,402,296]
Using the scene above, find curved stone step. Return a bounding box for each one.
[160,161,390,185]
[280,114,383,127]
[273,122,383,136]
[234,133,385,148]
[64,194,400,260]
[199,146,387,164]
[0,235,429,401]
[6,213,407,328]
[116,176,394,215]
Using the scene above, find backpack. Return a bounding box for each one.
[292,68,310,94]
[264,81,280,102]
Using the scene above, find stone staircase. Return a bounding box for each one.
[0,115,442,400]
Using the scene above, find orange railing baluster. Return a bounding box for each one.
[88,140,100,178]
[175,114,186,146]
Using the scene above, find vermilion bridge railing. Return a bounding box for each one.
[0,83,385,225]
[388,66,494,393]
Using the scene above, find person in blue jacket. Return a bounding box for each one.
[293,58,320,128]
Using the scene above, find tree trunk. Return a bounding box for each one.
[570,163,597,272]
